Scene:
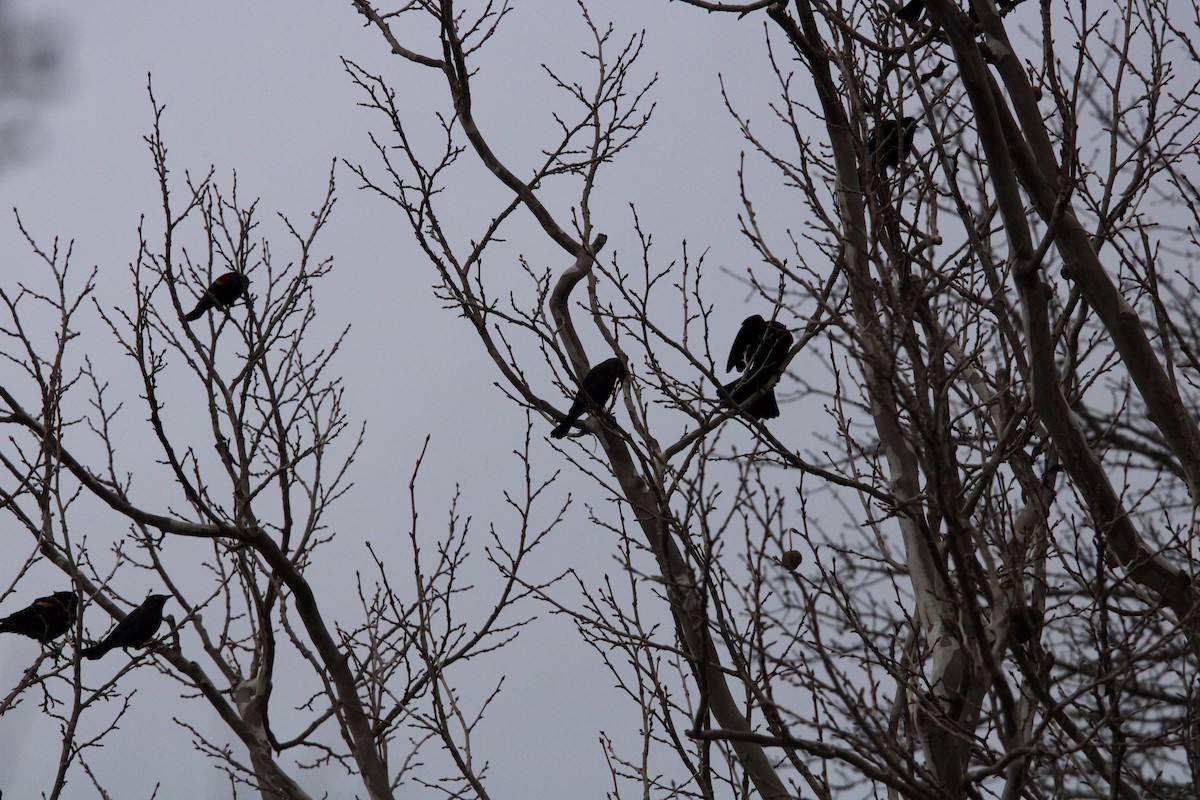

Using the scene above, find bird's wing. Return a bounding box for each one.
[727,316,765,372]
[770,325,795,366]
[744,321,789,372]
[101,610,139,642]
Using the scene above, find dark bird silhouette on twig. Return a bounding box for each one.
[869,117,919,170]
[81,594,170,660]
[1008,604,1044,643]
[551,357,628,439]
[895,0,926,22]
[724,315,793,420]
[0,591,77,642]
[185,272,250,322]
[967,0,1018,21]
[893,0,1018,24]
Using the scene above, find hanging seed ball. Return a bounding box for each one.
[1008,605,1044,643]
[781,550,803,571]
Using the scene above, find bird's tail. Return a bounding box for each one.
[184,296,212,322]
[550,421,571,439]
[747,389,780,420]
[80,642,110,660]
[724,377,780,420]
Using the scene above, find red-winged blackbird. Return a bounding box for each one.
[724,315,793,420]
[81,594,170,660]
[0,591,77,642]
[868,117,919,170]
[184,272,250,322]
[551,357,628,439]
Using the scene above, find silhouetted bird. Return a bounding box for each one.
[185,272,250,322]
[1008,604,1044,644]
[869,117,919,170]
[895,0,926,22]
[894,0,1016,24]
[724,315,793,420]
[967,0,1017,21]
[0,591,77,642]
[550,357,628,439]
[81,594,170,660]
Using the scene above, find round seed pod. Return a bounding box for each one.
[781,550,803,571]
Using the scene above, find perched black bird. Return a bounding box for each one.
[895,0,926,22]
[81,594,170,660]
[550,357,628,439]
[868,117,919,170]
[894,0,1016,24]
[1008,604,1044,644]
[0,591,77,643]
[724,315,793,420]
[185,272,250,322]
[967,0,1018,21]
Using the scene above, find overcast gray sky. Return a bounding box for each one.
[0,1,818,796]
